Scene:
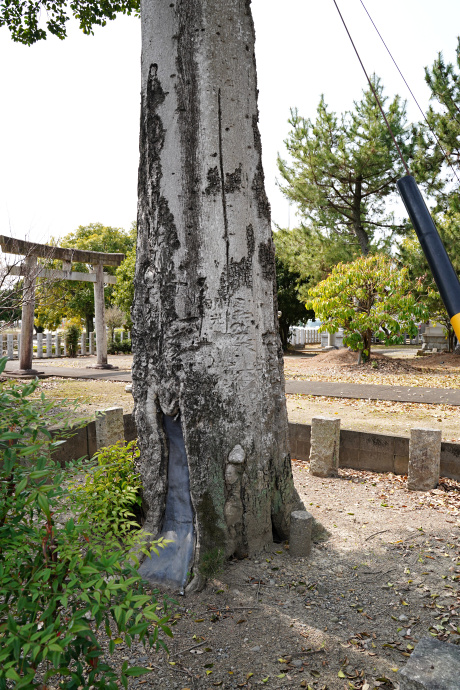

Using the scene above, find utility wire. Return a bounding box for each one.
[332,0,411,175]
[358,0,460,187]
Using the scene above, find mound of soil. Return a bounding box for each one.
[287,349,420,375]
[411,352,460,369]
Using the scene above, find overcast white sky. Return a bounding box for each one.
[1,0,460,245]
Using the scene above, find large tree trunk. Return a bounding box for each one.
[353,178,369,255]
[133,0,299,590]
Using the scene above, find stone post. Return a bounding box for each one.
[95,407,125,449]
[89,331,94,355]
[7,334,13,360]
[289,510,313,558]
[408,428,441,491]
[399,637,460,689]
[325,332,336,349]
[18,255,38,372]
[62,337,67,357]
[0,334,3,356]
[17,334,20,358]
[46,332,52,358]
[54,333,60,358]
[37,333,43,358]
[309,416,340,477]
[91,263,114,369]
[80,332,86,356]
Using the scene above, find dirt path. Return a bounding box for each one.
[97,464,459,690]
[283,349,460,441]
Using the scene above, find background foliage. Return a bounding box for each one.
[35,223,135,333]
[306,255,429,361]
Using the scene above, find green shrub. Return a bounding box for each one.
[108,339,132,355]
[0,357,172,689]
[64,323,81,357]
[70,440,142,538]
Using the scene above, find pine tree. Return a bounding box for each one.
[413,39,460,211]
[278,77,415,255]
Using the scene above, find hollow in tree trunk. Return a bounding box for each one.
[132,0,300,591]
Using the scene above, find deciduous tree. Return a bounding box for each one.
[35,223,134,333]
[113,246,136,328]
[3,0,299,590]
[132,0,298,589]
[0,0,139,44]
[306,254,428,362]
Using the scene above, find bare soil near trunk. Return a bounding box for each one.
[97,464,459,690]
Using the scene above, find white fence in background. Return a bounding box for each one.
[0,329,131,360]
[289,326,423,350]
[289,327,322,346]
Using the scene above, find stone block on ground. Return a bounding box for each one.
[399,637,460,689]
[309,416,340,477]
[95,406,125,449]
[289,510,313,558]
[408,428,441,491]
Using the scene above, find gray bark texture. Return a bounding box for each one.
[19,255,37,372]
[133,0,298,581]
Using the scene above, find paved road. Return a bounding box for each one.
[4,359,132,382]
[285,379,460,406]
[5,358,460,405]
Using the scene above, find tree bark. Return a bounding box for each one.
[133,0,299,587]
[85,315,94,335]
[353,178,369,255]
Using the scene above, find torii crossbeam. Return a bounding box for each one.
[0,235,125,375]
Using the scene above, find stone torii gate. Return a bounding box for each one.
[0,236,125,375]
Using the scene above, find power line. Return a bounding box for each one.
[358,0,460,187]
[332,0,411,176]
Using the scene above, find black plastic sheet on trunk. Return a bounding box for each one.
[139,413,194,593]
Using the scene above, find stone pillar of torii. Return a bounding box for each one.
[0,236,125,376]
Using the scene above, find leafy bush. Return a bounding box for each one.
[306,255,429,361]
[108,339,132,355]
[0,357,172,689]
[64,323,81,357]
[70,440,142,538]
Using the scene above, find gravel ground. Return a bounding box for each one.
[85,464,460,690]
